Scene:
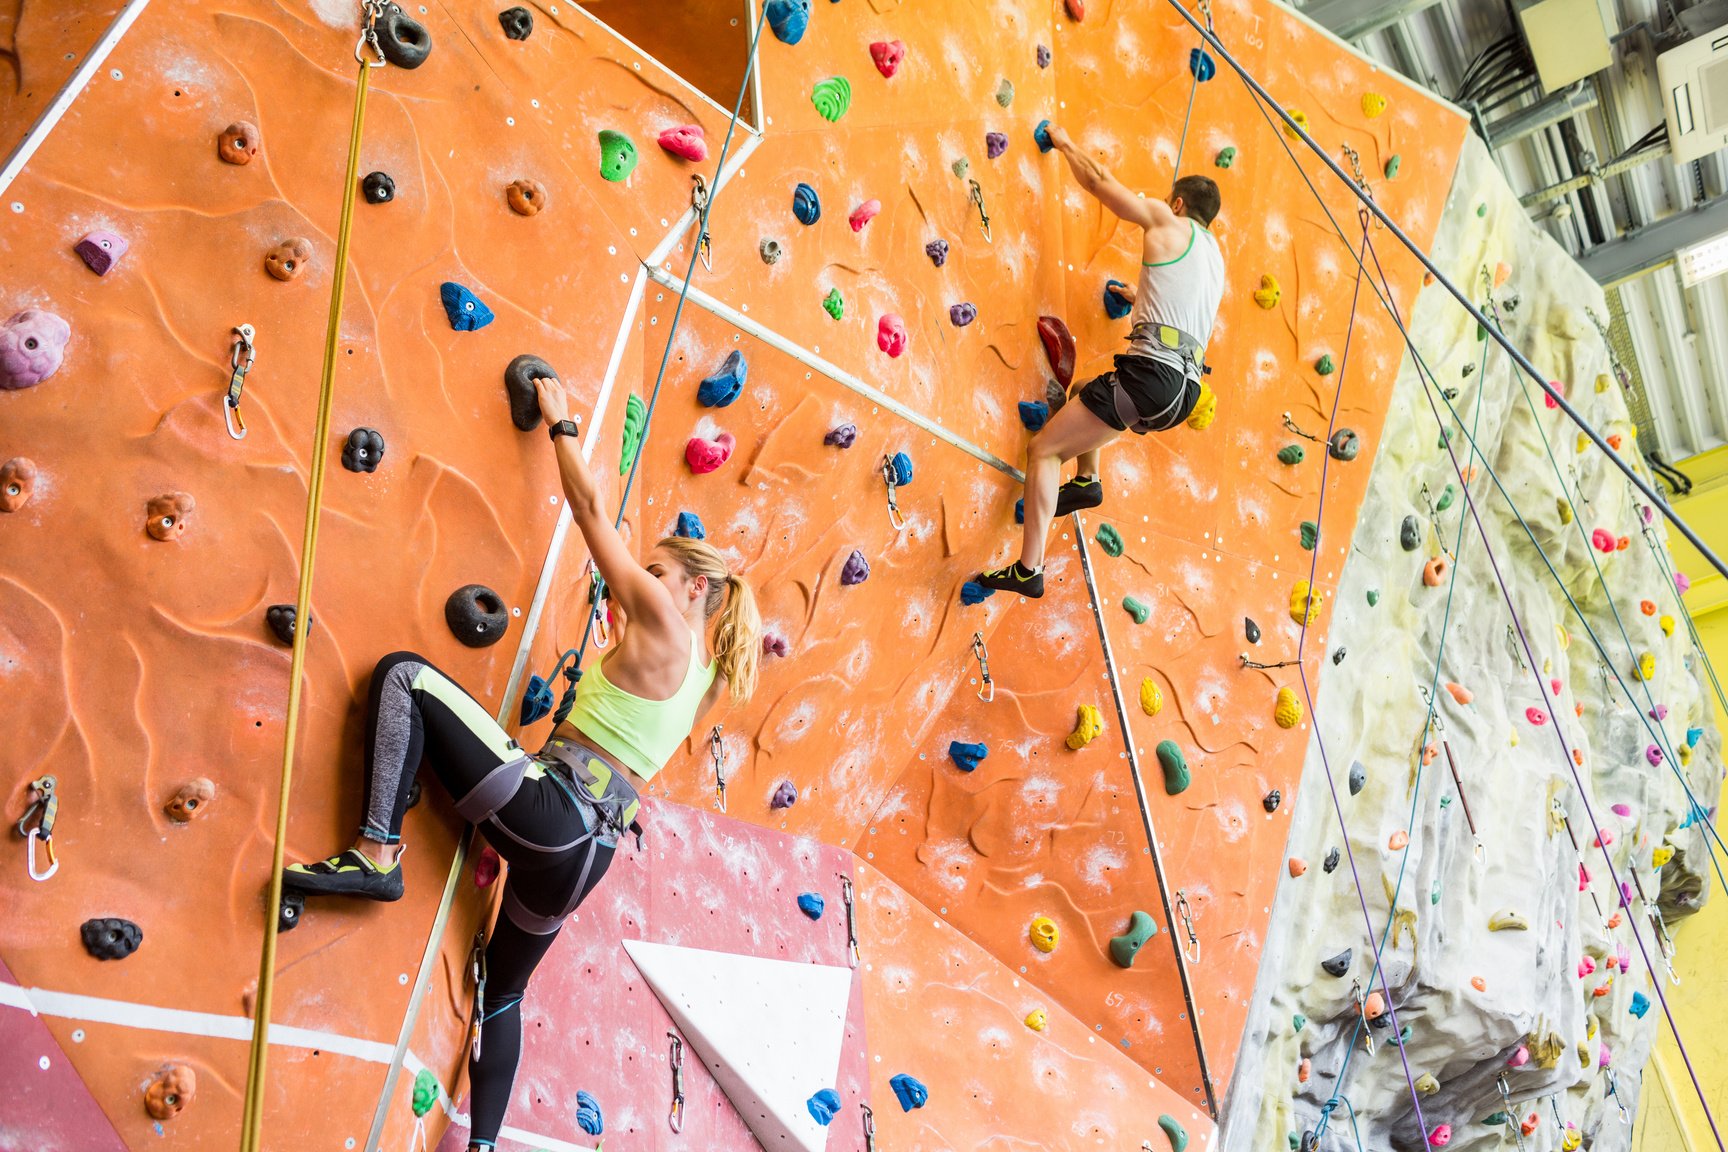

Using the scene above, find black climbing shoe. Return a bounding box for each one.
[1054,475,1103,516]
[283,848,404,902]
[976,561,1045,599]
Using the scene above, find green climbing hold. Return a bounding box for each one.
[597,129,638,182]
[1159,1114,1190,1152]
[1315,354,1336,375]
[1156,740,1190,795]
[411,1068,441,1118]
[1277,443,1305,465]
[1483,1111,1509,1126]
[1215,146,1237,168]
[952,157,970,180]
[1293,1013,1307,1031]
[811,76,852,122]
[1289,1136,1300,1151]
[822,287,844,321]
[1476,202,1487,217]
[1299,521,1318,550]
[995,77,1015,107]
[619,393,646,475]
[1437,428,1450,449]
[1384,154,1402,180]
[1440,794,1453,808]
[1430,881,1441,905]
[1108,910,1157,968]
[1436,484,1455,511]
[1366,588,1380,606]
[1122,596,1149,624]
[1095,523,1123,557]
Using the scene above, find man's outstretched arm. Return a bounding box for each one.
[1046,124,1172,231]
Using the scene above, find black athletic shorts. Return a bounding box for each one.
[1077,353,1201,434]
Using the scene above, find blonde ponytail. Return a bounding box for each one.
[653,535,760,706]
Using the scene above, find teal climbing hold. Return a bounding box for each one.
[1103,279,1132,319]
[765,0,810,44]
[1315,354,1335,375]
[1366,588,1380,606]
[1476,202,1487,217]
[1292,1013,1306,1031]
[1384,154,1402,180]
[1435,483,1456,512]
[1108,910,1157,968]
[1157,740,1190,795]
[1160,1114,1190,1152]
[1034,119,1053,153]
[1187,48,1215,81]
[597,129,638,182]
[411,1068,441,1118]
[890,1073,928,1112]
[1122,596,1149,624]
[948,740,988,772]
[822,287,844,320]
[619,394,646,475]
[1299,521,1318,550]
[1095,524,1124,556]
[1278,444,1305,465]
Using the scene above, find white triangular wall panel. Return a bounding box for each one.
[622,939,853,1152]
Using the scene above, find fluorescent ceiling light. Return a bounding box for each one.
[1678,229,1728,288]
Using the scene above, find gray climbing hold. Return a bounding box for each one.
[995,78,1014,107]
[265,604,309,646]
[505,354,554,431]
[759,238,782,264]
[1400,514,1420,551]
[1328,428,1360,461]
[1037,44,1051,68]
[1245,617,1261,644]
[445,584,509,648]
[1348,761,1366,795]
[341,427,385,473]
[1323,847,1340,873]
[1264,790,1281,812]
[1321,948,1352,977]
[376,3,433,69]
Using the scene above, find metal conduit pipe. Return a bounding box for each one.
[1522,140,1673,206]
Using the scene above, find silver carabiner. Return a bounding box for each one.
[882,457,907,532]
[1175,890,1199,963]
[668,1031,686,1132]
[355,0,388,66]
[225,324,256,441]
[710,725,727,812]
[970,632,994,702]
[839,873,860,967]
[691,175,713,272]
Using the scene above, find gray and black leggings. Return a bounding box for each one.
[362,651,618,1148]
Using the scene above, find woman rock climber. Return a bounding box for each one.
[975,122,1225,598]
[284,374,760,1151]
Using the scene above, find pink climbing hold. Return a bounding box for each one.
[1577,956,1595,978]
[75,230,128,275]
[685,431,735,474]
[657,124,708,162]
[474,845,502,888]
[1525,707,1547,726]
[1578,863,1589,891]
[1645,745,1663,767]
[1545,380,1563,409]
[1507,1044,1530,1067]
[1591,528,1615,552]
[870,39,905,78]
[1648,704,1668,721]
[763,633,789,658]
[1594,828,1614,848]
[1599,1043,1613,1068]
[1428,1125,1452,1148]
[1617,943,1631,972]
[0,309,71,389]
[1610,802,1632,817]
[877,314,907,358]
[1676,571,1691,594]
[849,199,881,232]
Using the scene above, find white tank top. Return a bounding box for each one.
[1126,221,1225,376]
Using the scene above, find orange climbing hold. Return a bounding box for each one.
[1389,829,1409,850]
[1444,682,1472,705]
[1640,599,1656,615]
[1064,0,1085,21]
[1297,1057,1312,1083]
[1288,857,1308,877]
[1362,990,1386,1019]
[1493,261,1511,287]
[1471,976,1487,991]
[1423,556,1448,586]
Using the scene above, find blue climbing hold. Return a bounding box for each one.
[887,450,914,486]
[440,282,494,331]
[1189,47,1216,81]
[1630,991,1650,1018]
[1103,279,1133,320]
[948,740,988,772]
[698,349,746,407]
[890,1073,928,1112]
[807,1088,842,1126]
[960,581,995,605]
[1688,726,1704,748]
[1015,498,1024,524]
[1034,119,1053,153]
[1019,401,1049,431]
[793,182,821,225]
[764,0,811,44]
[521,674,554,725]
[575,1089,604,1136]
[675,511,706,539]
[798,892,825,919]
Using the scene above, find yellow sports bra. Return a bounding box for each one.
[561,626,716,780]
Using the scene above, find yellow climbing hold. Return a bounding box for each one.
[1660,614,1675,636]
[1636,652,1655,681]
[1489,909,1530,931]
[1253,274,1281,309]
[1186,380,1217,430]
[1029,916,1059,953]
[1577,433,1589,453]
[1415,1073,1440,1094]
[1139,678,1164,717]
[1066,704,1102,750]
[1361,92,1387,118]
[1289,580,1322,626]
[1557,498,1573,525]
[1274,686,1303,728]
[1680,742,1692,765]
[1555,623,1570,650]
[1024,1008,1048,1032]
[1596,373,1611,394]
[1563,1129,1583,1151]
[1653,844,1675,868]
[1283,108,1310,140]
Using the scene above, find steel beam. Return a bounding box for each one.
[1483,82,1599,150]
[1298,0,1443,41]
[1580,195,1728,285]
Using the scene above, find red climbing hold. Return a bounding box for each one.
[1037,316,1076,389]
[1065,0,1085,21]
[870,40,905,78]
[657,124,707,162]
[685,431,735,474]
[1591,528,1615,553]
[849,199,881,232]
[878,314,908,358]
[474,845,502,887]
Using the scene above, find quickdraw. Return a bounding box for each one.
[225,324,256,441]
[1506,624,1528,670]
[1606,1071,1631,1124]
[1240,654,1298,671]
[861,1103,877,1152]
[355,0,389,66]
[690,174,713,273]
[1651,908,1680,985]
[881,456,907,531]
[467,931,488,1062]
[1174,890,1200,963]
[667,1031,686,1133]
[1350,980,1376,1056]
[840,873,860,967]
[1280,411,1321,442]
[971,631,995,703]
[16,774,58,881]
[588,566,612,650]
[711,725,727,812]
[967,178,992,243]
[1495,1074,1528,1152]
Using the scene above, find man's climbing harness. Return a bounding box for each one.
[840,873,860,967]
[224,323,256,441]
[666,1031,686,1133]
[1174,890,1199,962]
[967,179,992,243]
[16,774,58,881]
[710,725,727,812]
[970,632,994,702]
[467,931,488,1061]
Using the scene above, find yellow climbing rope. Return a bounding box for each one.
[237,25,380,1152]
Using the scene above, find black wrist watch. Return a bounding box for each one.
[548,419,580,442]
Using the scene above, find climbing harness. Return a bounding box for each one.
[966,179,992,243]
[1113,325,1208,432]
[881,455,907,531]
[861,1103,877,1152]
[1174,890,1199,963]
[16,774,58,881]
[970,632,994,703]
[225,324,256,441]
[839,874,860,966]
[666,1031,686,1133]
[467,931,488,1061]
[710,725,727,812]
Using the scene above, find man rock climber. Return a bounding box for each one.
[976,123,1224,598]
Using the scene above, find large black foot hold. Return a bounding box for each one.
[975,562,1044,599]
[283,848,405,902]
[279,890,305,932]
[1054,475,1104,516]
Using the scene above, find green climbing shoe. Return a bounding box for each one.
[976,561,1044,599]
[284,848,404,901]
[1054,475,1104,516]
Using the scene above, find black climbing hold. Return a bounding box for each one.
[1332,647,1347,665]
[1323,847,1340,873]
[1321,948,1352,977]
[265,604,309,646]
[1400,514,1420,551]
[362,171,396,204]
[498,6,533,39]
[1245,617,1261,644]
[406,779,422,809]
[341,427,385,473]
[1263,790,1281,813]
[279,890,305,933]
[1369,1011,1392,1030]
[504,354,554,431]
[80,917,142,960]
[1348,760,1366,795]
[376,3,433,69]
[445,584,509,648]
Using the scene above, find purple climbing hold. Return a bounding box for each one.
[925,238,949,267]
[985,131,1008,159]
[75,230,128,276]
[824,423,857,448]
[1645,744,1663,767]
[840,549,870,586]
[1018,401,1049,431]
[771,779,799,809]
[1037,44,1051,68]
[960,580,994,605]
[0,309,70,389]
[949,302,976,327]
[763,633,789,657]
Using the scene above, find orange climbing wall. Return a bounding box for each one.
[0,0,1464,1148]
